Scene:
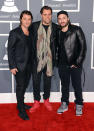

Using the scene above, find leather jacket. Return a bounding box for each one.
[57,24,87,67]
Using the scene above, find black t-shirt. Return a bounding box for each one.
[42,24,49,33]
[59,31,69,66]
[24,34,30,48]
[24,34,31,63]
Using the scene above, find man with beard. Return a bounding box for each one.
[29,6,57,113]
[57,10,86,116]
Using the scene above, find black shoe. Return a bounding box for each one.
[17,104,31,110]
[24,104,32,110]
[18,111,30,120]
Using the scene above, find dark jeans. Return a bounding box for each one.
[32,66,51,101]
[15,65,31,111]
[59,65,83,105]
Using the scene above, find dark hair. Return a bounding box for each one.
[20,10,33,24]
[40,6,52,14]
[57,10,69,18]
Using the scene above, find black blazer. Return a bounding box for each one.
[8,26,31,71]
[30,21,58,72]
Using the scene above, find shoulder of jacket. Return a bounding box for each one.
[32,21,40,26]
[52,22,56,25]
[70,24,81,31]
[52,23,58,32]
[10,27,20,34]
[52,22,58,27]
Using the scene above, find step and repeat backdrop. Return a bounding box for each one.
[0,0,94,102]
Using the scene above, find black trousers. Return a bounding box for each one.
[32,66,51,101]
[59,65,83,105]
[15,65,31,111]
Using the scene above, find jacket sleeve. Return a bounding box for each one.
[55,28,60,67]
[8,30,17,70]
[76,26,87,66]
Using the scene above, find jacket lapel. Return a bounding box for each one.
[18,26,27,44]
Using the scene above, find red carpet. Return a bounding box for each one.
[0,103,94,131]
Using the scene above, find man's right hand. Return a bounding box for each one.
[10,68,18,75]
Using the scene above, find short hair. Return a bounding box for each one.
[20,10,33,23]
[40,6,52,14]
[57,10,69,18]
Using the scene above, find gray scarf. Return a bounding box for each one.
[37,22,52,76]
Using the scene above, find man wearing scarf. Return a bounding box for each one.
[30,6,57,112]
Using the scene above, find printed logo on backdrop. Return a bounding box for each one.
[0,0,28,21]
[42,0,80,12]
[0,36,9,69]
[1,0,18,13]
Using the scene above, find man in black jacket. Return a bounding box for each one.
[29,6,57,112]
[8,10,33,120]
[57,10,86,116]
